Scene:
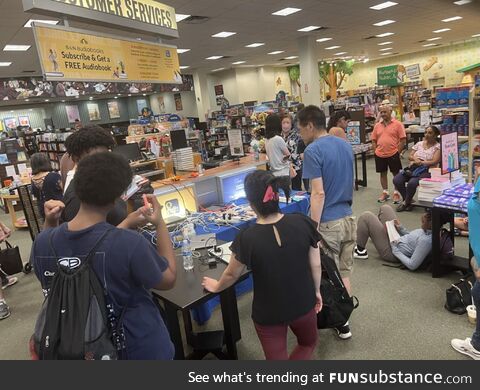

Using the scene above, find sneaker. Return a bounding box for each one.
[335,322,352,340]
[451,338,480,360]
[0,301,10,320]
[377,192,390,203]
[1,276,17,290]
[354,246,368,260]
[392,192,401,204]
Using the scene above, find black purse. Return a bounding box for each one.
[445,276,475,315]
[317,251,359,329]
[0,241,23,275]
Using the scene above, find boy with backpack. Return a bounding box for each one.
[31,152,176,359]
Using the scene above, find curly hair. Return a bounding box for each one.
[65,125,114,162]
[74,152,132,207]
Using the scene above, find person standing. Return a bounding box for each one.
[322,95,333,123]
[327,110,351,140]
[0,222,17,320]
[282,114,304,191]
[298,105,356,340]
[265,114,292,185]
[372,104,406,204]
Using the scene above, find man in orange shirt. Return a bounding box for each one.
[372,105,406,203]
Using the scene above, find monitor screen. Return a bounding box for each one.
[112,143,142,162]
[155,185,198,225]
[170,129,188,150]
[218,169,255,204]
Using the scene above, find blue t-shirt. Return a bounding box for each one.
[468,179,480,267]
[302,135,354,223]
[31,222,174,360]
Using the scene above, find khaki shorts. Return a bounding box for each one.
[319,216,357,278]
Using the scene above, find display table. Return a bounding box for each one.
[0,194,28,230]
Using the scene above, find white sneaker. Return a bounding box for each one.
[354,246,368,260]
[451,338,480,360]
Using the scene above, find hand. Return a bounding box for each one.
[44,200,65,227]
[202,277,220,293]
[315,291,323,313]
[393,219,401,227]
[141,195,164,227]
[122,208,148,230]
[0,222,11,242]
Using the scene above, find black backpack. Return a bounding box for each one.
[33,228,127,360]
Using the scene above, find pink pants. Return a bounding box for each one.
[254,308,318,360]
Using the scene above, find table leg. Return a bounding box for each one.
[354,154,359,191]
[219,286,241,360]
[163,301,185,360]
[6,200,17,231]
[361,152,367,188]
[431,207,442,278]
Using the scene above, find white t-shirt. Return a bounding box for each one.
[265,135,290,177]
[64,169,76,194]
[412,141,440,162]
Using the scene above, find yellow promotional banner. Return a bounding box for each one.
[34,25,181,84]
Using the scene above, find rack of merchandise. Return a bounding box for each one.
[468,87,480,182]
[402,81,432,111]
[37,132,72,171]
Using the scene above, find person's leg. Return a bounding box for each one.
[380,171,388,191]
[393,172,407,201]
[288,308,318,360]
[339,216,356,295]
[375,155,390,202]
[291,170,302,191]
[0,276,10,320]
[303,178,310,193]
[389,153,403,203]
[471,281,480,352]
[254,321,289,360]
[356,212,378,249]
[378,204,398,224]
[404,177,420,205]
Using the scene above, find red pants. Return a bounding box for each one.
[254,308,318,360]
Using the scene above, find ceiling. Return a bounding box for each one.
[0,0,479,79]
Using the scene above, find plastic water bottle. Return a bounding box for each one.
[254,148,260,161]
[182,237,194,271]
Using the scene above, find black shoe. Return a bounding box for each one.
[335,322,352,340]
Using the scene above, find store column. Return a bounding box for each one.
[193,70,211,121]
[298,36,321,106]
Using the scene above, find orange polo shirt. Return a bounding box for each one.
[371,118,406,158]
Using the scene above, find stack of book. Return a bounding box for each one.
[433,183,473,213]
[429,168,465,187]
[172,147,194,171]
[418,177,451,202]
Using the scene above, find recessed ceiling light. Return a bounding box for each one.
[175,14,190,22]
[212,31,236,38]
[24,19,59,28]
[232,61,246,65]
[325,46,341,50]
[433,28,451,33]
[363,58,370,63]
[272,7,302,16]
[114,96,118,99]
[423,43,439,47]
[378,41,393,45]
[44,99,49,102]
[380,52,393,56]
[379,47,393,51]
[472,34,480,38]
[61,100,65,103]
[454,0,471,5]
[0,62,12,67]
[268,50,285,55]
[298,26,321,32]
[212,68,225,72]
[316,37,333,42]
[370,1,398,10]
[246,43,265,48]
[89,97,93,100]
[128,94,132,97]
[376,32,394,37]
[25,99,29,102]
[3,45,31,51]
[179,66,190,69]
[334,52,347,55]
[442,16,463,22]
[177,49,190,54]
[284,56,298,59]
[427,37,442,41]
[373,20,395,26]
[206,56,223,60]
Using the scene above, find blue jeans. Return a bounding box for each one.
[472,281,480,351]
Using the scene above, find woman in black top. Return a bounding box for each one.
[30,153,63,218]
[202,170,322,360]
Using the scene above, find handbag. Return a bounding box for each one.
[0,241,23,275]
[445,276,475,315]
[316,250,359,329]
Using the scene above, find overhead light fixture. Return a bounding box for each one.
[246,43,265,48]
[334,52,347,55]
[433,28,451,33]
[379,47,393,51]
[0,62,12,66]
[380,52,393,56]
[376,32,394,37]
[363,58,370,63]
[175,14,190,22]
[373,20,395,26]
[44,99,49,102]
[232,61,246,65]
[325,45,341,50]
[378,41,393,45]
[284,56,298,59]
[316,37,333,42]
[427,37,442,41]
[128,94,132,97]
[298,26,320,32]
[25,99,29,102]
[206,56,223,60]
[3,45,31,51]
[212,67,225,72]
[454,0,471,4]
[61,100,65,103]
[89,97,93,100]
[177,49,190,54]
[114,96,118,99]
[370,1,398,10]
[212,31,236,38]
[472,34,480,38]
[268,50,284,55]
[272,7,302,16]
[423,43,439,47]
[179,66,190,69]
[442,16,463,22]
[24,19,59,28]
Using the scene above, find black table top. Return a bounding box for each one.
[152,251,250,310]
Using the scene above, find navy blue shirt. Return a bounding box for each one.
[31,222,174,360]
[302,135,354,223]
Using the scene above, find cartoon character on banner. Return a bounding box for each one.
[276,90,287,108]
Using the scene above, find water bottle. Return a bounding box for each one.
[254,147,260,161]
[182,237,194,271]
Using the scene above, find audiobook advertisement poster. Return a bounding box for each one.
[33,25,180,83]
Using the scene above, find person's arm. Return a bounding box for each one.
[202,254,246,293]
[393,219,409,236]
[398,138,406,154]
[422,149,441,167]
[397,124,407,154]
[310,178,326,226]
[371,126,378,152]
[43,200,65,229]
[392,234,431,270]
[309,244,323,313]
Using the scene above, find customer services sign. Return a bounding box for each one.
[33,24,181,84]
